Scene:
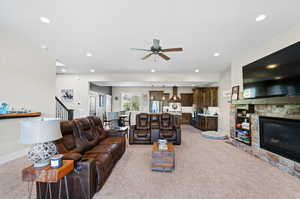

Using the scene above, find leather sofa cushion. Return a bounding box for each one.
[75,118,100,151]
[160,129,176,139]
[88,116,108,142]
[87,143,118,153]
[136,113,150,130]
[58,120,87,154]
[86,143,123,162]
[60,121,77,151]
[135,129,150,134]
[100,136,125,145]
[160,113,174,130]
[160,129,176,134]
[134,133,150,140]
[83,152,112,169]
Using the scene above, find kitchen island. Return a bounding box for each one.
[192,113,218,131]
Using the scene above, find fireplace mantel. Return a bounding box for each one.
[232,96,300,105]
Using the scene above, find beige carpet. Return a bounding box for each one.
[0,125,299,199]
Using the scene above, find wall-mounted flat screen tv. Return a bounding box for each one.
[243,41,300,99]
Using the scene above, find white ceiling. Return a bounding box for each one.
[92,81,218,87]
[1,0,300,74]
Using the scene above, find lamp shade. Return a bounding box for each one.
[20,118,62,144]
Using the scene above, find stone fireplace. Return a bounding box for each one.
[229,104,300,178]
[260,116,300,163]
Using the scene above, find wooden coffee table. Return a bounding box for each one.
[151,142,175,172]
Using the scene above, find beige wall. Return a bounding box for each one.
[231,24,300,89]
[112,86,194,112]
[56,73,219,118]
[0,30,56,163]
[221,24,300,135]
[217,67,231,135]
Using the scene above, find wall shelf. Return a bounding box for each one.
[0,112,41,120]
[232,96,300,105]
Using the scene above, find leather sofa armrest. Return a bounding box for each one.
[74,158,97,198]
[62,152,83,161]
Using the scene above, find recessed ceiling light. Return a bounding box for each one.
[86,52,93,57]
[151,69,156,73]
[61,68,67,73]
[274,76,282,80]
[266,64,278,69]
[90,69,95,73]
[41,45,48,50]
[40,17,51,24]
[256,14,267,22]
[214,52,220,57]
[56,61,65,67]
[195,69,200,73]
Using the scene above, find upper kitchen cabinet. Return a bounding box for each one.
[193,87,218,108]
[180,93,193,107]
[149,91,164,101]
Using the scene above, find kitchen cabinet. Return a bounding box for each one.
[181,113,192,124]
[149,91,164,101]
[180,93,193,106]
[193,87,218,108]
[192,115,218,131]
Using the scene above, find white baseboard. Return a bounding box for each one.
[0,147,29,165]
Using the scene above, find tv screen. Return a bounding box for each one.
[243,41,300,99]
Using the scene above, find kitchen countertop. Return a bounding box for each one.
[197,113,218,118]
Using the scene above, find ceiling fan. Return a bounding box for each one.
[131,39,183,61]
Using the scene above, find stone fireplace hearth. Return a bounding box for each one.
[229,104,300,178]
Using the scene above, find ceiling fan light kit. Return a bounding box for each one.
[131,39,183,61]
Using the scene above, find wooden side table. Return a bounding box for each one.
[22,160,74,199]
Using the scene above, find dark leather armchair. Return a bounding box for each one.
[129,113,181,145]
[159,113,181,145]
[129,113,151,144]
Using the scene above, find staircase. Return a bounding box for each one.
[55,96,74,120]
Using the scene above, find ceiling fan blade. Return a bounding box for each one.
[142,53,154,60]
[153,39,160,49]
[161,48,183,52]
[158,53,170,61]
[131,48,151,51]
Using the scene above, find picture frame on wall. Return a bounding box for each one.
[231,86,240,101]
[61,89,74,102]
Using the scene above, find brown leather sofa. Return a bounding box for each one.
[129,113,181,145]
[37,116,126,199]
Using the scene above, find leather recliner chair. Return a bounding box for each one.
[159,113,181,145]
[129,113,181,145]
[129,113,151,144]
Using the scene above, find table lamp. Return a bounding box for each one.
[20,118,62,167]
